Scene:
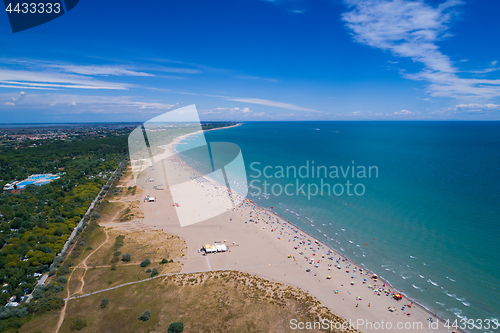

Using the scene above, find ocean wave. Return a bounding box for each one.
[462,302,470,307]
[419,275,425,278]
[446,307,463,317]
[401,275,410,280]
[412,284,423,291]
[410,255,418,259]
[446,276,456,282]
[445,292,456,298]
[427,279,439,287]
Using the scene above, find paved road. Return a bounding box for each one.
[25,161,125,304]
[25,274,48,303]
[57,161,125,258]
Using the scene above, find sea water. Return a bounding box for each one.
[180,121,500,332]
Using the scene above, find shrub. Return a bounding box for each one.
[91,212,100,219]
[59,276,67,284]
[86,246,92,250]
[59,265,70,275]
[121,253,131,262]
[114,235,125,250]
[160,258,168,264]
[168,322,184,333]
[111,265,117,271]
[138,309,151,321]
[48,267,57,276]
[150,268,159,277]
[100,298,109,309]
[140,258,151,267]
[146,268,151,273]
[169,259,174,263]
[70,319,87,331]
[28,296,64,314]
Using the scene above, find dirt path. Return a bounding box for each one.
[54,229,109,333]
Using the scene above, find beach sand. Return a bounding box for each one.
[108,128,456,333]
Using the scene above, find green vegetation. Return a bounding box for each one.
[150,268,159,278]
[168,322,184,333]
[69,319,87,331]
[0,129,130,331]
[121,253,131,262]
[140,258,151,267]
[138,309,151,322]
[100,298,109,309]
[114,235,125,251]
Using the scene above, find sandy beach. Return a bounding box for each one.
[109,126,459,333]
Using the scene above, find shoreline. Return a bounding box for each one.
[254,201,462,332]
[137,123,462,332]
[177,123,466,332]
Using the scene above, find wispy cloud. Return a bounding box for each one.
[0,92,175,114]
[224,96,321,112]
[434,103,500,115]
[0,68,132,90]
[342,0,500,100]
[394,109,414,115]
[44,64,154,77]
[468,60,499,74]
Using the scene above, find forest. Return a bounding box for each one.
[0,132,129,308]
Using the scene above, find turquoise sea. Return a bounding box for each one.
[181,121,500,332]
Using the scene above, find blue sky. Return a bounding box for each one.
[1,0,500,122]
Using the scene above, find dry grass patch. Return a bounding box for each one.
[18,310,60,333]
[49,270,354,333]
[97,201,127,222]
[117,200,143,221]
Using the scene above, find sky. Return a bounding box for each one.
[1,0,500,122]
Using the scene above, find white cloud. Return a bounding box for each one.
[342,0,500,100]
[0,68,131,90]
[46,64,154,77]
[225,97,321,112]
[204,106,252,115]
[394,109,413,115]
[448,103,500,114]
[0,92,175,114]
